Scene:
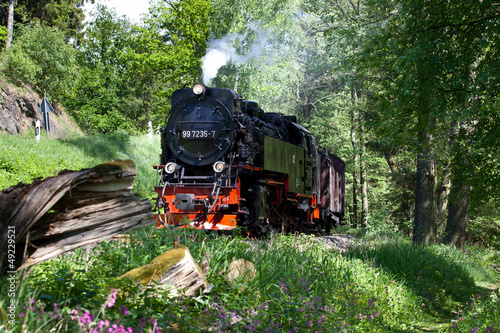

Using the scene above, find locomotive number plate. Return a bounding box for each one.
[181,130,216,139]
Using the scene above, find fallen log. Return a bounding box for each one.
[120,245,209,297]
[0,159,154,272]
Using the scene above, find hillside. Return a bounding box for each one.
[0,82,80,137]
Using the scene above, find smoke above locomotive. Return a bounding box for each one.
[201,23,273,86]
[154,83,345,234]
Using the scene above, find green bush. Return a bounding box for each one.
[467,216,500,250]
[1,22,78,102]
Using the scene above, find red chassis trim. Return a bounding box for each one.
[154,184,240,230]
[153,165,320,230]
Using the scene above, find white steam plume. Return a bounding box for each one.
[201,38,238,85]
[201,25,271,86]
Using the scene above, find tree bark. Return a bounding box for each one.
[444,122,470,248]
[350,105,359,228]
[436,121,459,238]
[413,116,436,244]
[359,112,368,227]
[436,175,450,237]
[6,0,14,48]
[444,182,470,248]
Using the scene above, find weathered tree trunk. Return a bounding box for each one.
[413,116,437,244]
[359,113,368,227]
[436,121,459,238]
[0,160,154,271]
[436,175,450,237]
[444,182,470,248]
[6,0,14,48]
[350,107,359,228]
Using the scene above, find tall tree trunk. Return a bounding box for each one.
[436,174,450,237]
[359,113,368,227]
[6,0,14,48]
[444,182,470,248]
[413,115,436,244]
[444,123,470,248]
[436,121,459,238]
[350,108,359,228]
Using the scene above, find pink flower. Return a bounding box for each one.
[79,311,94,326]
[99,319,110,329]
[106,289,119,308]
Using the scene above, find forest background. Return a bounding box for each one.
[0,0,499,249]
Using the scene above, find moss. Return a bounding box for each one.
[90,159,135,174]
[120,246,189,284]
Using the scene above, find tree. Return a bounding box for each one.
[5,0,13,47]
[0,0,90,43]
[344,0,500,245]
[2,22,78,101]
[66,0,212,133]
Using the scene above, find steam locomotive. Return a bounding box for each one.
[153,84,345,234]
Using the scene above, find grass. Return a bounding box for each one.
[0,131,160,199]
[1,228,498,332]
[1,132,499,332]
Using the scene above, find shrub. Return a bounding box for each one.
[1,22,78,102]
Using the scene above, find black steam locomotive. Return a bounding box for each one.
[153,83,345,233]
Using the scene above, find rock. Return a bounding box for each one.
[0,82,81,137]
[121,246,209,297]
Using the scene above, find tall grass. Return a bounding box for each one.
[1,133,499,332]
[1,227,498,332]
[0,131,160,198]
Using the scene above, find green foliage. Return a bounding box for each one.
[1,0,87,43]
[347,237,498,320]
[0,25,7,48]
[447,289,500,333]
[65,0,211,133]
[467,201,500,250]
[2,228,498,332]
[0,131,93,189]
[1,22,78,102]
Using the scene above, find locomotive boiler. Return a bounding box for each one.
[153,83,345,234]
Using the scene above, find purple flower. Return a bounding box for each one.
[119,305,130,316]
[99,319,110,329]
[106,289,119,308]
[79,311,94,326]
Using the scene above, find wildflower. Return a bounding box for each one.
[70,309,79,321]
[119,305,130,316]
[79,311,94,326]
[106,289,119,308]
[99,320,110,329]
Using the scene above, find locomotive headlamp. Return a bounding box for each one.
[213,161,226,173]
[165,162,179,174]
[193,83,206,96]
